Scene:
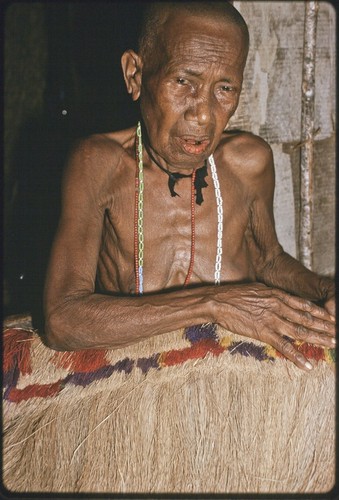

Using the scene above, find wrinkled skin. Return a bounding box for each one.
[137,16,246,171]
[44,8,335,371]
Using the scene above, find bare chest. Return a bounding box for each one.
[98,168,254,294]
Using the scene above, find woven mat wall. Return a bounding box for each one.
[3,315,335,494]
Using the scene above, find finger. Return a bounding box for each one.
[272,314,336,348]
[266,332,313,371]
[324,298,336,317]
[277,303,336,336]
[274,291,335,323]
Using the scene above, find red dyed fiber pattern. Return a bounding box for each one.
[3,328,33,376]
[160,339,224,366]
[3,326,335,403]
[52,349,109,373]
[8,381,62,403]
[297,343,326,362]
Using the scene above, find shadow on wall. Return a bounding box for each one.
[4,2,144,323]
[5,112,68,325]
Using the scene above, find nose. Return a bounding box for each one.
[184,90,212,125]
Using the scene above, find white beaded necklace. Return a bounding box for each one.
[134,122,223,294]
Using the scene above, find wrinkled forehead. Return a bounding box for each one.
[159,11,248,69]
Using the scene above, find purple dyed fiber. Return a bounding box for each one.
[229,341,273,361]
[3,364,20,389]
[3,368,19,401]
[184,323,218,344]
[62,358,134,388]
[64,365,116,387]
[136,354,160,374]
[114,357,135,373]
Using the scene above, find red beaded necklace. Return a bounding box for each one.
[183,170,197,287]
[134,122,223,295]
[134,147,197,293]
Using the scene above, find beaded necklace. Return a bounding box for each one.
[134,121,223,295]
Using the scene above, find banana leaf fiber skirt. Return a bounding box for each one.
[3,314,335,494]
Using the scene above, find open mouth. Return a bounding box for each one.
[180,138,210,155]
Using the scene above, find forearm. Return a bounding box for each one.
[258,251,334,303]
[44,287,215,351]
[44,279,335,373]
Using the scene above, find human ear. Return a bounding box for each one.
[121,50,143,101]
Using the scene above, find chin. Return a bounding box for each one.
[169,155,208,170]
[167,146,212,168]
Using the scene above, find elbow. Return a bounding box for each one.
[43,310,75,351]
[256,245,285,282]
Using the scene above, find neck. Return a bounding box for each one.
[145,143,193,179]
[140,122,204,175]
[137,121,209,205]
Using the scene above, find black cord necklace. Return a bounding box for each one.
[144,142,209,206]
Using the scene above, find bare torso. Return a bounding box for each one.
[43,124,335,365]
[43,5,335,367]
[95,126,256,295]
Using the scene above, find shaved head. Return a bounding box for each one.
[120,0,250,169]
[138,1,249,66]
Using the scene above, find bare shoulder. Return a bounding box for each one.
[59,126,137,213]
[216,130,273,180]
[65,126,136,180]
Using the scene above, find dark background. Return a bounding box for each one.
[4,2,146,322]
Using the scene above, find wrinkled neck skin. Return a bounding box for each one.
[140,120,205,175]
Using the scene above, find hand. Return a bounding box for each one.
[324,295,335,317]
[213,283,336,371]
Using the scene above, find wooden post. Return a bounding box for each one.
[299,1,318,270]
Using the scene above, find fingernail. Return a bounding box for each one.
[330,315,336,321]
[330,337,336,345]
[305,361,313,370]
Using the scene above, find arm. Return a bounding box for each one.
[257,252,335,315]
[43,137,215,350]
[244,139,335,307]
[206,135,335,368]
[44,135,335,371]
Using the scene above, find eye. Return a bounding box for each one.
[176,77,188,85]
[220,84,234,92]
